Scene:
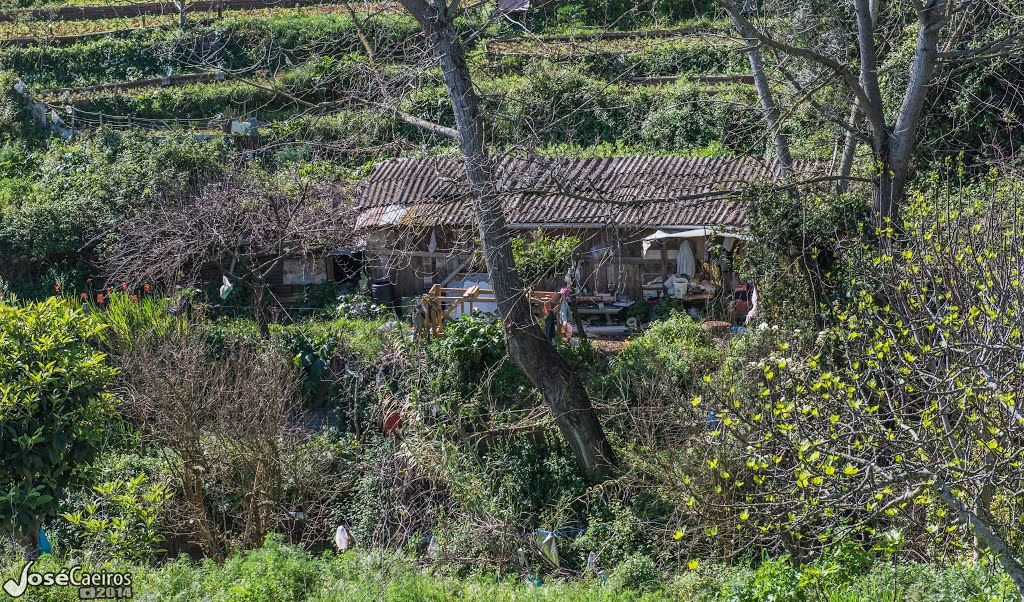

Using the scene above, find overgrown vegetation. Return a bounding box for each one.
[0,0,1022,598]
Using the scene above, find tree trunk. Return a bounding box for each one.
[720,0,951,238]
[14,521,42,559]
[17,525,41,559]
[883,0,945,226]
[873,164,896,234]
[253,285,271,340]
[732,10,792,176]
[836,105,860,194]
[411,5,616,479]
[858,0,946,232]
[14,470,42,558]
[934,480,1024,600]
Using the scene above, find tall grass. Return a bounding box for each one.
[1,535,1016,602]
[87,291,188,353]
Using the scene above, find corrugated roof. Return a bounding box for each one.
[355,156,796,230]
[497,0,529,12]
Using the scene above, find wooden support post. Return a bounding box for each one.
[660,241,669,298]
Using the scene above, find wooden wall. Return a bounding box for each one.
[364,226,713,301]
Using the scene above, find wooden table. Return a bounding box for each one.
[680,292,715,307]
[577,303,628,323]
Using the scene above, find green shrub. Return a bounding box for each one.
[669,565,734,602]
[90,290,187,354]
[555,337,605,384]
[0,263,86,302]
[71,55,379,121]
[344,437,453,552]
[0,132,226,271]
[571,502,660,568]
[203,313,393,413]
[0,71,44,148]
[334,294,390,321]
[481,435,588,530]
[613,314,720,392]
[483,33,740,80]
[641,103,719,151]
[428,314,533,407]
[431,315,507,375]
[526,0,718,27]
[609,553,662,592]
[280,316,392,407]
[2,13,422,89]
[722,556,805,602]
[741,185,870,326]
[491,65,623,144]
[265,109,405,159]
[1,538,1019,601]
[159,533,328,601]
[511,229,581,289]
[60,474,171,563]
[0,297,116,553]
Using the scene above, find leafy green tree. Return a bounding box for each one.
[0,298,116,556]
[512,229,581,289]
[688,178,1024,596]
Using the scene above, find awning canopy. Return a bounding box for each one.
[641,227,750,257]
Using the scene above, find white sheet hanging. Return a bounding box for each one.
[676,240,696,278]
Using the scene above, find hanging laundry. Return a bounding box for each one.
[334,525,350,552]
[219,275,233,299]
[559,292,572,326]
[676,240,696,279]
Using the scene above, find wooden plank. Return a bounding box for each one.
[465,285,479,315]
[442,292,466,317]
[660,241,668,281]
[438,254,470,286]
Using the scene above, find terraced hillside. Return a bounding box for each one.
[3,0,793,159]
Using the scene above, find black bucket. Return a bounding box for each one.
[371,279,397,309]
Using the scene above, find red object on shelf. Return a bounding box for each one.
[733,283,752,317]
[383,411,404,436]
